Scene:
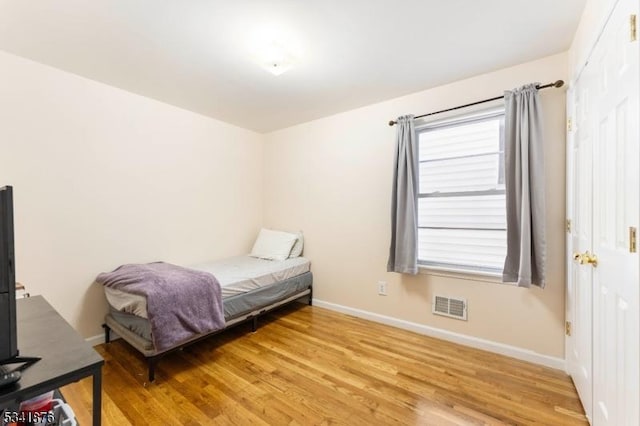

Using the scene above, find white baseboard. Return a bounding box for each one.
[86,331,120,347]
[313,299,565,370]
[85,300,564,369]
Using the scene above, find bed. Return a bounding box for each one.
[102,254,312,382]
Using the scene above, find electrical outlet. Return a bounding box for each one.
[377,281,387,296]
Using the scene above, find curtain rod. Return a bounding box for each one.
[388,80,565,126]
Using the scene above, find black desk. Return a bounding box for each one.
[0,296,104,425]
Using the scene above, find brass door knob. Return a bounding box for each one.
[572,251,598,267]
[583,251,598,267]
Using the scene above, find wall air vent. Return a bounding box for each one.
[432,295,467,320]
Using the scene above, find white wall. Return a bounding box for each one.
[0,51,264,337]
[263,53,568,359]
[0,47,569,360]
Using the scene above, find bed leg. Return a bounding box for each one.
[102,323,111,344]
[148,357,157,382]
[252,316,258,332]
[308,287,313,306]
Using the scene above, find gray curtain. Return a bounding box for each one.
[387,115,419,274]
[502,83,546,288]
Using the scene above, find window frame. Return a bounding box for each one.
[415,108,507,277]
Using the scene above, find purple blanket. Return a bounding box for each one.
[97,262,225,351]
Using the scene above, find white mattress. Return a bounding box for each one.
[104,256,311,319]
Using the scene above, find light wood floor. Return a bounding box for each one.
[61,304,587,425]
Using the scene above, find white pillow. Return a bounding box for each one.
[250,228,298,261]
[289,232,304,258]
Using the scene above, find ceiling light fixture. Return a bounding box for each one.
[256,41,296,76]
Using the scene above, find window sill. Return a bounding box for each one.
[418,265,504,284]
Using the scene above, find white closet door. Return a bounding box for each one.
[567,68,595,420]
[567,0,640,424]
[591,0,639,424]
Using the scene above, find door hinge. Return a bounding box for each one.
[567,118,573,132]
[566,219,572,233]
[630,227,637,253]
[632,14,637,42]
[565,321,572,336]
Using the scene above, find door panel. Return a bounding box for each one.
[567,74,594,419]
[567,0,639,424]
[591,0,639,423]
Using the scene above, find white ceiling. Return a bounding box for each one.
[0,0,585,133]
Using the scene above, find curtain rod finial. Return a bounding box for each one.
[388,120,396,126]
[554,80,564,88]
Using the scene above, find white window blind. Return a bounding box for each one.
[417,111,507,273]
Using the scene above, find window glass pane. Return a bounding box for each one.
[419,153,504,194]
[416,112,507,273]
[419,118,501,162]
[418,194,506,229]
[418,228,507,271]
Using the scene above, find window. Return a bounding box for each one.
[417,110,507,274]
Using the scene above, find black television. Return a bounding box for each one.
[0,186,38,373]
[0,185,18,362]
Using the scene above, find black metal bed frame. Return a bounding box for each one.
[103,286,312,382]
